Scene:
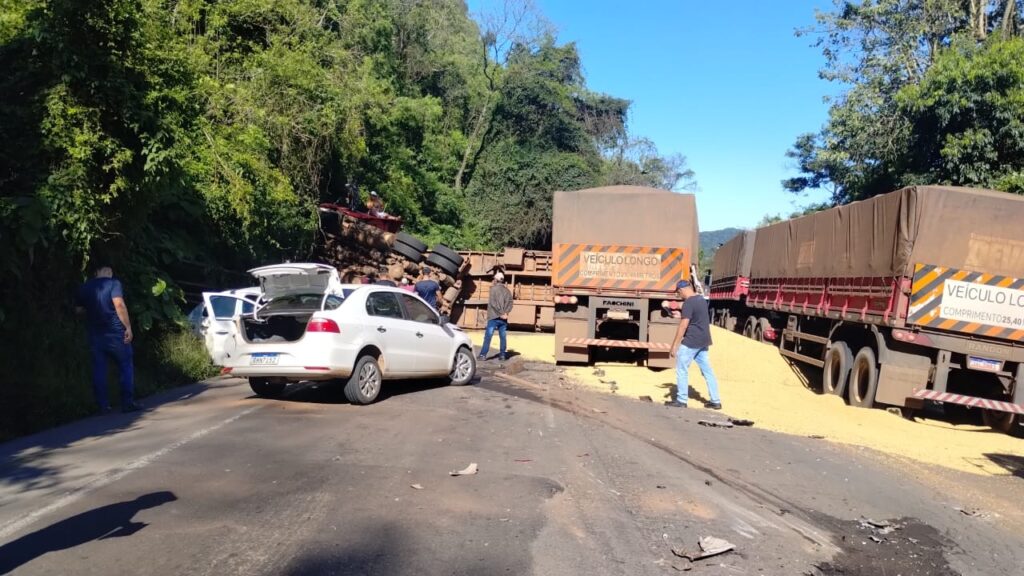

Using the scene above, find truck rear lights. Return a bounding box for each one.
[307,318,341,333]
[893,329,932,346]
[554,296,579,305]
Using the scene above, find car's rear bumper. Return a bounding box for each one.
[224,339,358,380]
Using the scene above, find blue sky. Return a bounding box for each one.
[467,0,840,231]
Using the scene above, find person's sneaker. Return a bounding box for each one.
[664,400,687,408]
[704,401,723,410]
[122,402,144,413]
[477,355,487,361]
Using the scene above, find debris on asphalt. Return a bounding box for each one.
[698,420,734,428]
[592,408,607,414]
[704,480,712,486]
[639,395,653,402]
[657,485,667,489]
[504,357,525,375]
[954,506,987,518]
[671,536,736,562]
[808,434,826,439]
[728,418,755,426]
[449,462,479,476]
[410,484,424,490]
[869,535,883,543]
[514,458,533,463]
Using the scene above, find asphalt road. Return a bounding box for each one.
[1,363,1023,575]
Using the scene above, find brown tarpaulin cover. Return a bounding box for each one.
[552,186,699,261]
[749,186,1024,279]
[711,230,756,279]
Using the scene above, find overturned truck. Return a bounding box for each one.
[552,186,700,368]
[708,186,1024,435]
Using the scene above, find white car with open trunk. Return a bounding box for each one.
[203,263,476,404]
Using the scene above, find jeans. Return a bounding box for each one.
[479,318,508,358]
[89,334,135,409]
[675,345,720,405]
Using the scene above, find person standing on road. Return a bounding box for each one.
[478,271,513,361]
[414,268,443,311]
[75,264,142,413]
[665,280,721,410]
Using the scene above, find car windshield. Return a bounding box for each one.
[260,291,351,314]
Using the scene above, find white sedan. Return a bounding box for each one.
[203,263,477,404]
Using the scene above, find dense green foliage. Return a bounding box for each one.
[785,0,1024,203]
[0,0,690,437]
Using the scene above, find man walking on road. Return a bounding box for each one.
[478,271,513,361]
[665,280,721,410]
[76,264,142,413]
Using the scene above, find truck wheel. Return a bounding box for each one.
[449,346,476,386]
[395,232,427,253]
[430,244,465,268]
[725,315,737,332]
[982,410,1024,437]
[249,378,286,398]
[822,341,852,397]
[392,241,424,263]
[742,318,755,339]
[848,347,878,408]
[344,355,383,404]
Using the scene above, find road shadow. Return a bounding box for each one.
[282,521,516,576]
[0,381,217,496]
[265,377,456,406]
[984,453,1024,479]
[785,359,824,394]
[0,491,177,574]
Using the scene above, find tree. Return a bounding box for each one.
[601,136,698,192]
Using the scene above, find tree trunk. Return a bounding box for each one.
[1001,0,1017,35]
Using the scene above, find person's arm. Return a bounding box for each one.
[500,287,513,319]
[669,301,693,358]
[110,281,133,343]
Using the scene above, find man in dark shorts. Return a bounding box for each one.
[665,280,721,410]
[76,264,142,413]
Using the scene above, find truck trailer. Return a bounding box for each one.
[708,185,1024,435]
[552,185,700,368]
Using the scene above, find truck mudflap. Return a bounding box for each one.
[912,390,1024,415]
[563,338,673,351]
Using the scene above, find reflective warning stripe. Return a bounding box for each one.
[563,338,673,351]
[913,390,1024,414]
[553,243,688,292]
[907,263,1024,340]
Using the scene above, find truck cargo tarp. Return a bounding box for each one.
[711,230,756,279]
[552,186,699,258]
[749,186,1024,279]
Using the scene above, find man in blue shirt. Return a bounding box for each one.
[76,265,141,413]
[414,268,443,311]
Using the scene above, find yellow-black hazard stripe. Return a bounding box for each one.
[908,264,1024,340]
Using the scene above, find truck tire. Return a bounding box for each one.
[430,244,464,268]
[848,347,878,408]
[822,341,852,397]
[344,355,383,404]
[982,410,1024,437]
[395,232,427,253]
[742,318,755,339]
[449,346,476,386]
[725,316,737,332]
[391,241,423,263]
[426,252,460,277]
[250,378,286,398]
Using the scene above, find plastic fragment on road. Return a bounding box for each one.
[450,462,479,476]
[728,418,755,426]
[410,484,424,490]
[698,420,734,429]
[671,535,735,562]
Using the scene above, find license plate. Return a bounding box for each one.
[250,353,279,366]
[967,356,1002,373]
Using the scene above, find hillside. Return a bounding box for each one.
[700,227,744,254]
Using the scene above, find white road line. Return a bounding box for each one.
[0,405,261,541]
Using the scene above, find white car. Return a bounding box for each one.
[202,263,477,404]
[188,287,261,338]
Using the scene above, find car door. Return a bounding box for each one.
[398,293,453,374]
[201,292,258,365]
[364,291,418,376]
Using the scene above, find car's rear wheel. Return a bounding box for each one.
[449,347,476,386]
[250,378,286,398]
[345,355,383,404]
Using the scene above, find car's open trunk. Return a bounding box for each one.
[242,313,312,343]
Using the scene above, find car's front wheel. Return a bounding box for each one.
[250,378,286,398]
[449,347,476,386]
[345,355,383,404]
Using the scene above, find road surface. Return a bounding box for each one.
[1,363,1022,575]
